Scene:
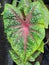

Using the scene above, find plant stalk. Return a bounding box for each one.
[12,0,17,7]
[23,0,32,6]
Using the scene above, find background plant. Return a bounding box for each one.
[2,0,49,65]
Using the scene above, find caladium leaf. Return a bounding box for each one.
[3,1,45,64]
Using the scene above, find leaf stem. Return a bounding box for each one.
[44,38,49,45]
[23,0,31,6]
[0,3,2,8]
[12,0,17,7]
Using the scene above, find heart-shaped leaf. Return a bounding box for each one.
[3,1,45,64]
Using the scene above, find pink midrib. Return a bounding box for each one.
[22,20,30,52]
[23,26,29,51]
